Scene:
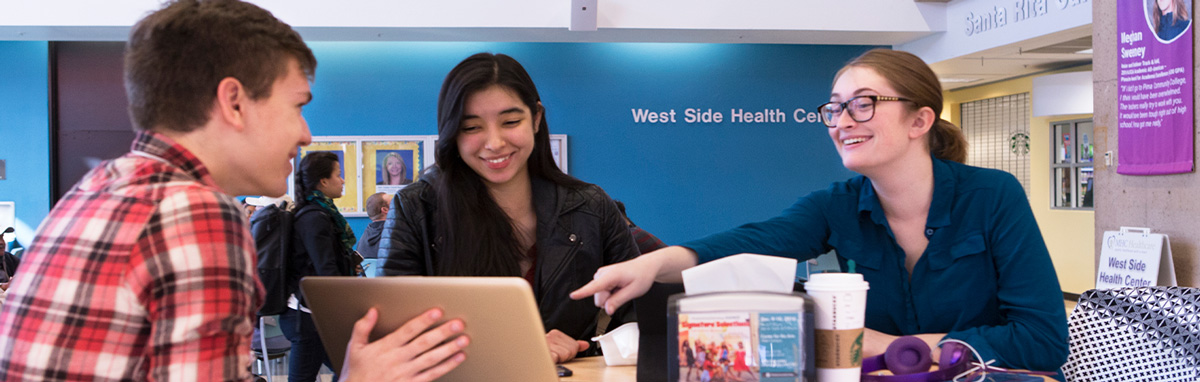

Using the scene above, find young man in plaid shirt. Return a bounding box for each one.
[0,1,468,381]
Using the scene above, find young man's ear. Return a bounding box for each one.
[214,77,248,129]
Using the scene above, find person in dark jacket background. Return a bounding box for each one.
[380,53,639,364]
[357,192,391,259]
[0,227,17,284]
[285,151,357,382]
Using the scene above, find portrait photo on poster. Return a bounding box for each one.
[362,139,426,198]
[1146,0,1192,42]
[376,150,415,186]
[299,140,361,214]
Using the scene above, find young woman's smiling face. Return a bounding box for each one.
[455,85,540,189]
[827,66,924,175]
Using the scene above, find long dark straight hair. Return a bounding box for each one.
[433,52,585,276]
[293,151,339,210]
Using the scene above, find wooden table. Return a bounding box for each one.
[559,356,636,381]
[560,356,1054,381]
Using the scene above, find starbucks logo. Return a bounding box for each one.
[1009,132,1031,156]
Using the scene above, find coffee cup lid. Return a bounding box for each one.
[805,273,869,291]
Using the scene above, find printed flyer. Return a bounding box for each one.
[1116,0,1194,174]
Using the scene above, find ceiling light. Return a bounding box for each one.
[1076,48,1093,54]
[939,77,980,83]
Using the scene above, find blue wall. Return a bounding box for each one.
[2,41,869,247]
[0,42,51,249]
[304,42,866,243]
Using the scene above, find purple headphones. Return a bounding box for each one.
[861,336,973,382]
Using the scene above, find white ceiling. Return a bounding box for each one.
[0,0,1091,91]
[930,25,1093,91]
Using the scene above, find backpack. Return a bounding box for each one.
[249,202,312,316]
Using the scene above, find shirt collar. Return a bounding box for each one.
[856,155,956,229]
[925,156,955,229]
[129,131,218,189]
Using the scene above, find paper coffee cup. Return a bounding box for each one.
[805,273,869,382]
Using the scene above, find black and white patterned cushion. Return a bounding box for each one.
[1061,287,1200,381]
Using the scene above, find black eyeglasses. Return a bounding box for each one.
[817,95,914,127]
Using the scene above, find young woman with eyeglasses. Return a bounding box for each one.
[572,49,1068,374]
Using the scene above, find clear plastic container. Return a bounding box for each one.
[668,291,816,382]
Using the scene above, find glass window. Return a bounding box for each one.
[961,93,1032,198]
[1050,119,1094,210]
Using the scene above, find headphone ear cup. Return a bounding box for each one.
[938,341,970,368]
[883,336,933,375]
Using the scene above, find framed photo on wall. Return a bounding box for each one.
[299,140,360,215]
[292,136,436,217]
[363,137,430,197]
[550,134,568,174]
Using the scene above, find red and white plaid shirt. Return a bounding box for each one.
[0,132,264,381]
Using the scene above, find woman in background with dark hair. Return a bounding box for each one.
[574,49,1068,374]
[285,151,357,382]
[380,53,639,364]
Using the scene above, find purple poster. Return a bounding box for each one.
[1117,0,1194,175]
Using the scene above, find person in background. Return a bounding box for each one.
[0,227,18,283]
[358,192,393,259]
[380,52,639,364]
[381,152,413,185]
[0,1,467,381]
[614,200,668,254]
[286,151,359,382]
[0,227,16,310]
[242,199,259,219]
[573,49,1068,374]
[1152,0,1191,41]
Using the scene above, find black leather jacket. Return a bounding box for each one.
[380,173,639,355]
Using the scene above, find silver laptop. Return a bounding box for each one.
[300,276,558,382]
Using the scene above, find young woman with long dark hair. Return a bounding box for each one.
[380,53,639,364]
[284,151,358,382]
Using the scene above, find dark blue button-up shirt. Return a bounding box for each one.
[684,157,1068,372]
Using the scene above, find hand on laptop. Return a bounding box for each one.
[339,307,469,382]
[546,329,589,364]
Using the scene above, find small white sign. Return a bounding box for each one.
[1096,227,1177,289]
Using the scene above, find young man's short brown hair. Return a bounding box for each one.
[124,0,317,132]
[365,192,389,221]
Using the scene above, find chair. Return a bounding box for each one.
[252,315,291,382]
[1060,286,1200,381]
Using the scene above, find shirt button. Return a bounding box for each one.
[925,228,934,236]
[569,234,577,242]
